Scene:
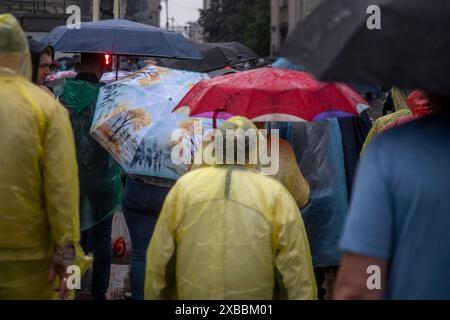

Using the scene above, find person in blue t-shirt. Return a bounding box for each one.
[335,94,450,299]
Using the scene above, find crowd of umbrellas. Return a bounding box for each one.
[41,0,449,181]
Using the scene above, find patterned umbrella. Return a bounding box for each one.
[91,66,210,179]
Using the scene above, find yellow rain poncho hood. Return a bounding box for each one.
[0,14,90,299]
[191,116,262,170]
[145,116,317,300]
[192,117,310,209]
[0,14,32,79]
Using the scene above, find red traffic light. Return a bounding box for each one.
[104,54,111,65]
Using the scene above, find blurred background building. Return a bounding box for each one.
[184,21,203,43]
[0,0,80,40]
[121,0,160,26]
[0,0,161,40]
[172,21,203,43]
[170,22,203,43]
[203,0,211,11]
[271,0,323,56]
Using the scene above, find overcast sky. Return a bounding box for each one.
[160,0,204,28]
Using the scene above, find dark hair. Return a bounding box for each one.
[80,53,105,66]
[42,47,53,57]
[27,36,54,84]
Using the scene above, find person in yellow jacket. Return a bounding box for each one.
[145,116,317,300]
[0,14,90,300]
[254,122,310,209]
[272,138,310,209]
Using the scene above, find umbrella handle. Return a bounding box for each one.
[213,110,218,129]
[116,55,120,81]
[213,108,225,129]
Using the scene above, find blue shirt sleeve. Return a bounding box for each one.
[340,137,394,260]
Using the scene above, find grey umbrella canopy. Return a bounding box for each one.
[160,42,259,72]
[281,0,450,96]
[43,19,203,59]
[214,42,259,64]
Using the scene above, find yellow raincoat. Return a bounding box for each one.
[266,138,310,209]
[145,117,317,300]
[0,14,90,299]
[361,87,411,154]
[391,87,409,111]
[361,109,411,155]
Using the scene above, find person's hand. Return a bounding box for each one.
[48,262,70,299]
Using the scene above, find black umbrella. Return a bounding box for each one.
[43,19,203,79]
[43,19,202,59]
[214,42,259,64]
[281,0,450,96]
[161,42,259,73]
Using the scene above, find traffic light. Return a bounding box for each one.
[100,0,114,20]
[104,54,111,66]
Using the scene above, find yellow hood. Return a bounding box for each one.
[0,14,32,80]
[196,116,264,170]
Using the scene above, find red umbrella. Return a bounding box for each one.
[173,67,369,125]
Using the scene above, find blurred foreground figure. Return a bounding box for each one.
[0,14,88,300]
[335,95,450,299]
[145,117,317,300]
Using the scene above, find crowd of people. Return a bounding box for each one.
[1,12,449,300]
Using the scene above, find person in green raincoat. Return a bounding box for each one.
[57,53,121,300]
[0,14,90,300]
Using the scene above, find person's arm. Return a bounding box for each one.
[41,100,80,298]
[145,187,178,300]
[273,189,317,300]
[338,137,394,300]
[334,253,388,300]
[42,100,80,246]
